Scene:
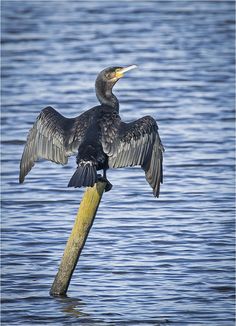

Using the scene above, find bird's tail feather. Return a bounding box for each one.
[68,164,98,188]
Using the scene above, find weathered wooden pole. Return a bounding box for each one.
[50,181,107,296]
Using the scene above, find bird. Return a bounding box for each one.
[19,65,164,197]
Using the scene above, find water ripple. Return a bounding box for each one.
[1,1,235,325]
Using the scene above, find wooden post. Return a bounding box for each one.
[50,181,107,296]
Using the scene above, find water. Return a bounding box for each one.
[1,1,235,325]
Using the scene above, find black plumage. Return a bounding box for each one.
[19,65,164,197]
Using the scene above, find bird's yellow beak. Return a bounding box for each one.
[115,65,137,78]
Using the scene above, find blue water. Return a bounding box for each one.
[1,1,235,325]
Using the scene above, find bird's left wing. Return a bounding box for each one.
[19,106,89,183]
[106,116,164,197]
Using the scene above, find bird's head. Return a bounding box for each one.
[95,65,137,107]
[96,65,137,88]
[103,64,137,82]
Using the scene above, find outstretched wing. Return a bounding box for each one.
[107,116,164,197]
[19,106,90,183]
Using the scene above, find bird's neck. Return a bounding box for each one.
[96,82,119,110]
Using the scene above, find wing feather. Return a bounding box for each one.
[19,106,92,183]
[107,116,164,197]
[19,107,70,183]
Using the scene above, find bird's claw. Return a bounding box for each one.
[97,176,113,192]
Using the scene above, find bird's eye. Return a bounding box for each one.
[105,72,115,80]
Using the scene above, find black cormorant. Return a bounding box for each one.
[19,65,164,197]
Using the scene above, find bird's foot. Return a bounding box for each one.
[97,175,113,192]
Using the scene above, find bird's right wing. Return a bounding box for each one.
[19,106,90,183]
[106,116,164,197]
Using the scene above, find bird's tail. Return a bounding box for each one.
[68,164,98,188]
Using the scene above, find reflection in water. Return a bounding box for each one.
[57,296,89,318]
[56,296,117,325]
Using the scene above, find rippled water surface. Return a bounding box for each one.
[1,1,235,325]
